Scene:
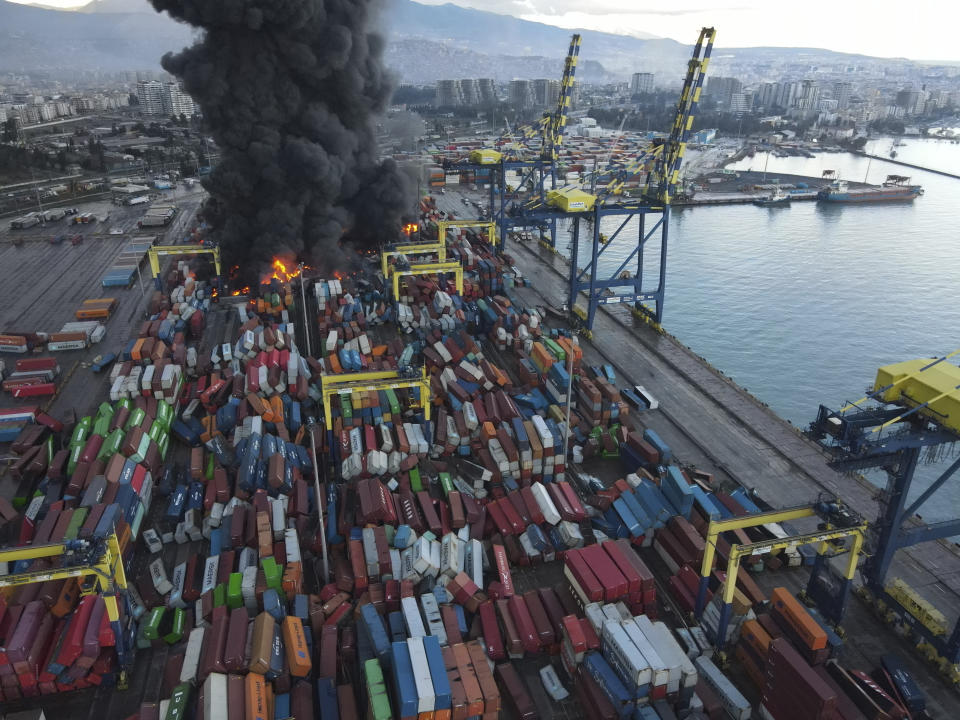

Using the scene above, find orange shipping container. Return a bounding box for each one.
[282,616,312,677]
[244,672,268,720]
[770,587,827,651]
[131,338,146,363]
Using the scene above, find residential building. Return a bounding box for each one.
[509,80,532,109]
[166,82,195,117]
[459,79,479,106]
[705,76,743,108]
[832,81,852,110]
[531,79,560,107]
[729,91,754,114]
[476,78,496,104]
[630,72,655,94]
[137,80,166,115]
[137,80,196,117]
[436,80,461,107]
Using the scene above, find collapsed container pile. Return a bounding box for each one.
[0,213,931,720]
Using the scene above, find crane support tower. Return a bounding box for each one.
[0,532,135,679]
[694,500,866,651]
[809,352,960,675]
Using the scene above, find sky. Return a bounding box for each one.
[8,0,960,62]
[413,0,960,62]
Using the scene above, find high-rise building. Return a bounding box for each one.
[729,91,754,114]
[509,80,532,110]
[435,80,462,107]
[531,79,560,107]
[705,76,743,108]
[756,83,778,110]
[896,86,926,115]
[630,72,655,94]
[794,80,820,111]
[459,79,480,106]
[136,80,166,116]
[137,80,195,117]
[775,81,800,110]
[832,81,852,110]
[165,82,195,117]
[476,79,496,104]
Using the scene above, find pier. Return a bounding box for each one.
[855,150,960,180]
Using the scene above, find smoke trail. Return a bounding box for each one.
[150,0,411,280]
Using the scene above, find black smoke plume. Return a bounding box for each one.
[150,0,411,281]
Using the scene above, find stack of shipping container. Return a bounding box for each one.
[0,211,927,720]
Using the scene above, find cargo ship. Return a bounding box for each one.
[817,175,923,203]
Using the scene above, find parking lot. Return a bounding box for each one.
[0,188,208,503]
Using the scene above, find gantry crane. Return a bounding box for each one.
[461,35,582,252]
[505,27,715,332]
[694,499,867,654]
[809,352,960,678]
[0,532,135,684]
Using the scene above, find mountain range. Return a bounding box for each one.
[0,0,896,82]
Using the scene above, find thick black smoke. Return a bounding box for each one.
[150,0,411,281]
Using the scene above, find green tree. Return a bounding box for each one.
[128,93,140,106]
[57,149,68,171]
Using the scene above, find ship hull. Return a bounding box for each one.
[818,188,921,203]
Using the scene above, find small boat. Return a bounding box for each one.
[753,185,791,207]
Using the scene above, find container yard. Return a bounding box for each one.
[0,182,957,720]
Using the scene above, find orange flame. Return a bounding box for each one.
[263,258,309,284]
[403,223,419,236]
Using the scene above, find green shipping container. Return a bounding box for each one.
[227,573,243,610]
[163,607,185,644]
[164,682,192,720]
[261,557,283,593]
[142,606,164,641]
[98,428,125,461]
[64,508,88,540]
[125,407,146,431]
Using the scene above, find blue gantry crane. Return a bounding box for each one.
[506,27,715,333]
[809,352,960,679]
[465,33,582,253]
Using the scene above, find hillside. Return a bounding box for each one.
[0,0,193,71]
[0,0,890,79]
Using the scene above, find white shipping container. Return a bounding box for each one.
[203,672,229,720]
[169,561,187,609]
[419,593,447,646]
[650,620,698,689]
[531,483,561,525]
[401,596,427,638]
[407,636,436,713]
[150,557,173,596]
[633,615,682,693]
[284,528,301,564]
[180,626,205,683]
[242,566,259,613]
[202,555,220,594]
[621,619,669,689]
[695,655,751,720]
[601,619,651,687]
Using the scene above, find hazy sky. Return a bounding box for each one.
[10,0,960,62]
[415,0,960,62]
